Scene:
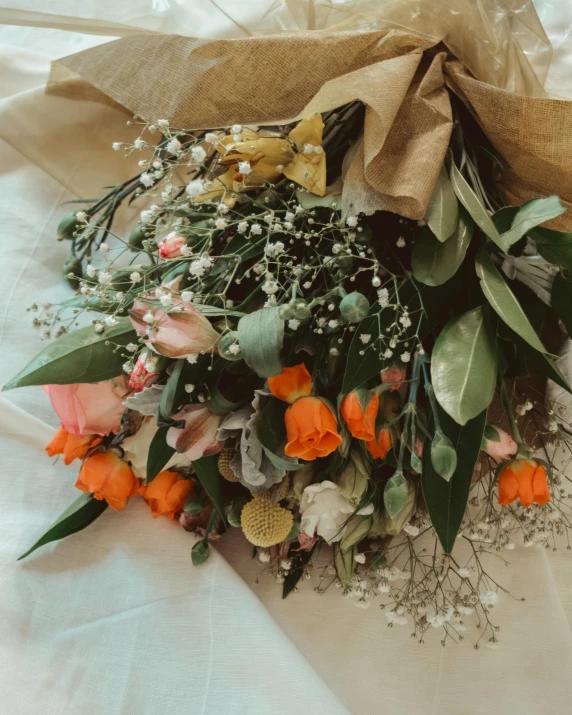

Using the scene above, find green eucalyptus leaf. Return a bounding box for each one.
[227,496,248,527]
[237,307,284,378]
[431,306,497,425]
[421,407,486,553]
[450,161,507,253]
[499,196,566,248]
[425,165,459,241]
[532,227,572,274]
[192,454,227,526]
[146,425,176,483]
[475,247,547,354]
[4,318,135,389]
[412,212,473,287]
[551,270,572,336]
[383,471,408,518]
[18,493,107,560]
[257,398,300,471]
[191,540,210,566]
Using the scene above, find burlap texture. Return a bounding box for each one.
[44,1,572,225]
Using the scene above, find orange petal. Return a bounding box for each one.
[341,392,379,442]
[268,363,312,404]
[45,427,68,457]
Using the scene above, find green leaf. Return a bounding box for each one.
[296,178,342,209]
[158,360,185,425]
[257,398,300,471]
[552,271,572,336]
[412,213,473,286]
[283,546,315,598]
[191,540,210,565]
[475,247,548,354]
[499,196,565,248]
[431,306,497,425]
[146,425,176,483]
[4,318,135,390]
[18,493,108,560]
[532,227,572,274]
[192,455,227,526]
[237,307,284,378]
[227,496,249,528]
[450,161,507,253]
[340,515,372,553]
[425,165,459,241]
[193,304,245,318]
[384,471,409,518]
[334,543,355,586]
[421,407,486,553]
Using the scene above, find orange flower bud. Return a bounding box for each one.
[76,451,138,511]
[498,458,550,508]
[46,427,102,465]
[367,428,392,460]
[340,391,379,441]
[268,363,312,404]
[139,470,194,519]
[284,396,342,461]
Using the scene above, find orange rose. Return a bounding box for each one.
[284,396,342,460]
[498,458,550,508]
[340,391,379,441]
[76,451,138,510]
[46,427,102,465]
[139,470,193,519]
[367,428,392,460]
[268,363,312,404]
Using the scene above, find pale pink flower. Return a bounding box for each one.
[158,232,186,259]
[381,363,406,391]
[484,427,518,462]
[43,377,130,436]
[166,404,224,461]
[128,353,160,392]
[130,299,220,358]
[293,532,318,552]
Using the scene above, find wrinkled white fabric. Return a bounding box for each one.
[1,5,572,714]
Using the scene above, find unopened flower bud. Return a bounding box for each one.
[63,255,83,289]
[128,224,148,252]
[57,211,84,241]
[280,298,311,322]
[340,292,370,323]
[431,431,457,482]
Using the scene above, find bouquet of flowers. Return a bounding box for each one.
[6,0,572,646]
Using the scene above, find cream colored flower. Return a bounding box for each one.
[300,480,373,544]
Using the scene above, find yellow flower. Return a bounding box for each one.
[193,115,326,207]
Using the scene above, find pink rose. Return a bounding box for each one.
[130,299,220,358]
[129,352,160,392]
[167,404,224,461]
[158,232,186,259]
[43,376,130,436]
[381,363,406,391]
[484,426,518,462]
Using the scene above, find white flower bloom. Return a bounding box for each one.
[262,279,279,295]
[300,481,374,544]
[396,236,406,248]
[346,215,358,227]
[231,124,242,134]
[354,553,366,564]
[383,348,393,358]
[457,605,474,616]
[140,173,154,188]
[378,583,390,594]
[166,137,181,154]
[251,223,263,235]
[288,319,300,331]
[328,320,339,329]
[191,146,207,164]
[214,218,228,231]
[98,270,112,285]
[359,333,371,344]
[100,242,109,255]
[186,179,205,198]
[86,264,97,278]
[126,343,138,353]
[76,211,88,223]
[94,322,105,333]
[104,316,118,327]
[187,354,198,364]
[157,119,169,129]
[457,568,471,578]
[143,310,155,324]
[140,210,154,224]
[237,221,249,233]
[205,132,219,144]
[403,523,419,536]
[399,313,411,328]
[377,288,389,307]
[266,242,285,258]
[401,351,411,363]
[112,142,122,151]
[130,271,142,284]
[280,559,292,571]
[479,591,498,607]
[227,342,241,355]
[181,291,194,302]
[238,161,252,176]
[505,542,516,550]
[385,611,408,626]
[185,383,195,394]
[134,138,145,149]
[160,294,173,307]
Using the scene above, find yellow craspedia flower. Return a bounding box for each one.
[240,496,294,547]
[218,448,240,482]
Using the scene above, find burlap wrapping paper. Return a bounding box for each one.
[44,0,572,226]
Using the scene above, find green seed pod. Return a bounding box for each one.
[218,330,242,361]
[57,212,82,241]
[431,431,458,482]
[281,298,311,322]
[340,291,370,323]
[63,255,83,290]
[128,224,148,252]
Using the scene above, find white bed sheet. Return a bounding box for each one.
[1,6,572,713]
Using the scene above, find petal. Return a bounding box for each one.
[45,427,68,457]
[268,363,312,404]
[288,114,324,151]
[282,153,326,196]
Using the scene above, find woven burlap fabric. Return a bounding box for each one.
[44,11,572,225]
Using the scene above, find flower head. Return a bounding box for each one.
[45,427,102,465]
[484,426,518,462]
[267,363,312,404]
[139,470,193,519]
[284,396,342,461]
[76,451,138,510]
[367,427,392,460]
[158,232,186,259]
[498,458,550,508]
[166,404,223,461]
[300,480,373,543]
[128,352,160,392]
[340,390,379,441]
